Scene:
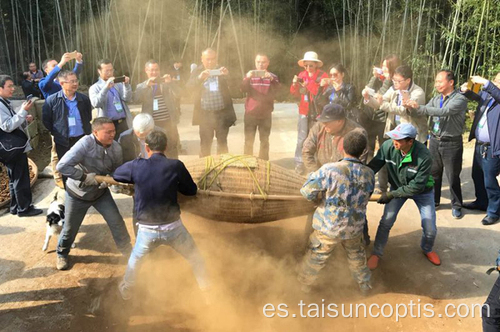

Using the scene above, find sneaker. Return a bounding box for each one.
[434,202,440,208]
[118,280,132,301]
[424,251,441,266]
[18,207,43,217]
[56,256,69,270]
[9,209,17,215]
[463,201,487,211]
[452,208,463,219]
[359,282,372,296]
[367,255,380,270]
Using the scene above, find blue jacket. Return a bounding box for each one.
[113,153,197,225]
[464,82,500,157]
[42,90,92,147]
[39,62,83,99]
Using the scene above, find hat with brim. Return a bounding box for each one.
[386,123,417,140]
[317,103,345,122]
[298,51,323,68]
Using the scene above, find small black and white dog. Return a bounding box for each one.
[43,192,74,251]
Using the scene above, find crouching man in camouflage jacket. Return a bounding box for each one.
[297,130,375,294]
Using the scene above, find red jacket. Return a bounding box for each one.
[240,72,280,119]
[290,70,328,116]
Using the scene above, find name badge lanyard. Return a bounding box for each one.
[433,95,444,134]
[395,93,403,125]
[478,98,495,129]
[152,85,160,111]
[110,88,124,112]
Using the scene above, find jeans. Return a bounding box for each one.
[472,143,500,217]
[5,152,32,214]
[429,136,463,208]
[483,274,500,332]
[199,115,230,157]
[372,189,437,257]
[244,113,272,160]
[122,222,209,291]
[295,114,310,166]
[57,190,131,257]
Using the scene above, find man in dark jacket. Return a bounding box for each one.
[113,130,208,300]
[461,74,500,225]
[134,60,180,159]
[186,48,236,157]
[42,71,92,184]
[367,123,440,270]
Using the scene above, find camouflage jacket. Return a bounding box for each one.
[301,158,375,239]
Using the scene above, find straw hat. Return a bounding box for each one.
[297,51,323,67]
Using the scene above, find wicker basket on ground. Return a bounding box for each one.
[180,154,315,223]
[0,158,38,208]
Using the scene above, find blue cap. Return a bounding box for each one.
[386,123,417,140]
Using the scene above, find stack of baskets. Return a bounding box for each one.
[181,154,315,223]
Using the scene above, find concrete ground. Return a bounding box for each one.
[0,103,497,332]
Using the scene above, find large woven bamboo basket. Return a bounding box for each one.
[180,154,315,223]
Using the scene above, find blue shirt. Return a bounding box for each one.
[39,62,83,99]
[106,87,126,120]
[64,94,84,137]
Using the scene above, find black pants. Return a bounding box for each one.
[244,113,272,160]
[199,116,230,157]
[483,274,500,332]
[113,119,129,139]
[5,153,32,214]
[429,136,463,208]
[55,136,84,186]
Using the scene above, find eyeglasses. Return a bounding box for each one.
[61,80,79,84]
[392,79,407,84]
[330,73,340,77]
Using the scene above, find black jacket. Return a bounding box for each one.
[42,90,92,147]
[186,65,236,127]
[316,83,358,122]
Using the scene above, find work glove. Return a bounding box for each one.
[80,172,98,187]
[111,184,134,196]
[377,192,394,204]
[98,174,111,189]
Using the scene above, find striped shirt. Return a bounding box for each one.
[152,86,170,122]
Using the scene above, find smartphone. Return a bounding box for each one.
[467,78,483,94]
[209,69,222,76]
[252,70,266,78]
[374,67,383,75]
[114,76,126,83]
[68,51,78,60]
[26,94,33,101]
[297,77,304,84]
[364,86,376,97]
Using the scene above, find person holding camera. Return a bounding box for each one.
[134,60,180,159]
[290,51,328,175]
[460,74,500,225]
[0,75,42,217]
[186,48,236,157]
[89,59,133,138]
[362,65,427,143]
[240,53,280,161]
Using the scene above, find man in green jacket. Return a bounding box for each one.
[366,123,440,270]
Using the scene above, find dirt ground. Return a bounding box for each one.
[0,103,497,332]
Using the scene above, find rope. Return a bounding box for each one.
[198,155,270,199]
